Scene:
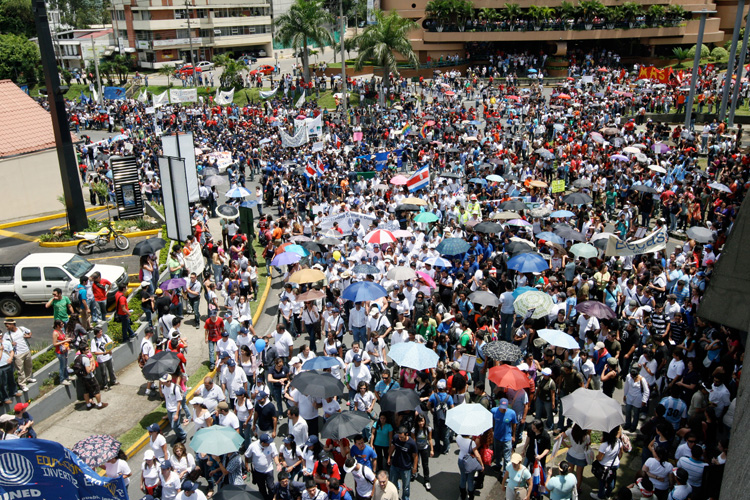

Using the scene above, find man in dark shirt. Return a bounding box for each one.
[388,426,418,500]
[254,391,278,438]
[272,471,304,500]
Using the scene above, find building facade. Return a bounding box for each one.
[111,0,273,69]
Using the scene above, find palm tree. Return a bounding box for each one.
[158,65,175,88]
[352,9,418,105]
[426,0,451,30]
[477,7,498,30]
[672,47,691,68]
[274,0,334,81]
[559,1,577,28]
[502,2,522,23]
[621,1,642,27]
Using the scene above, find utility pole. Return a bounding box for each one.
[340,0,347,119]
[719,0,745,121]
[684,9,715,129]
[185,0,197,86]
[90,35,103,105]
[729,18,750,125]
[33,0,88,231]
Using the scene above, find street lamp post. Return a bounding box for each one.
[684,9,715,129]
[729,17,750,125]
[90,35,103,105]
[185,0,197,86]
[719,0,745,121]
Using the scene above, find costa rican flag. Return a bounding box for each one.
[333,133,342,149]
[315,157,326,175]
[304,163,316,177]
[407,165,430,192]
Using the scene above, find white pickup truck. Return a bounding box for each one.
[0,253,128,317]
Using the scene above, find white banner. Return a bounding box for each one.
[295,115,323,138]
[318,211,377,235]
[605,227,668,257]
[153,90,169,108]
[137,90,148,103]
[280,127,309,148]
[312,141,325,152]
[184,242,205,276]
[581,75,594,84]
[259,87,278,99]
[214,88,235,105]
[206,151,233,170]
[169,88,198,104]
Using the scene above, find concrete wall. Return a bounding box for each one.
[0,149,75,223]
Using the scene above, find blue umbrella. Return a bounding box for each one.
[285,244,310,257]
[512,286,538,299]
[507,252,549,273]
[388,343,440,371]
[302,356,341,371]
[528,68,538,73]
[550,210,575,218]
[271,252,301,267]
[342,281,388,302]
[240,200,259,208]
[436,238,470,256]
[469,177,488,185]
[424,256,452,268]
[225,186,252,198]
[536,232,565,244]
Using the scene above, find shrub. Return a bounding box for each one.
[687,44,710,58]
[710,47,728,61]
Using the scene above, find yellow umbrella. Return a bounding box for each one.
[401,197,427,206]
[288,269,326,284]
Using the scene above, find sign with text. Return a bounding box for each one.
[551,180,566,193]
[605,227,668,257]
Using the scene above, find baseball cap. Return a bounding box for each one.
[227,359,236,367]
[305,435,319,447]
[541,367,552,376]
[353,354,362,362]
[257,390,268,400]
[235,387,247,396]
[221,330,229,337]
[260,433,273,444]
[239,327,249,334]
[160,374,171,383]
[511,453,523,464]
[436,379,447,389]
[141,281,150,288]
[517,363,529,372]
[14,402,28,412]
[451,361,461,371]
[189,396,204,405]
[343,458,357,473]
[283,436,294,444]
[181,480,199,491]
[155,288,163,295]
[143,450,155,460]
[319,451,332,461]
[147,423,161,433]
[217,401,229,411]
[210,309,218,316]
[672,468,689,483]
[629,299,637,307]
[595,342,605,350]
[160,460,172,469]
[499,398,509,409]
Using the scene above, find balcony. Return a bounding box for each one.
[211,32,271,48]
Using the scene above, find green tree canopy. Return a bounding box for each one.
[0,0,35,38]
[0,33,41,85]
[274,0,334,81]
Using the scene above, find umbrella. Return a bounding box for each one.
[290,371,345,398]
[392,229,414,238]
[190,425,245,455]
[415,271,436,288]
[601,127,619,136]
[506,219,532,227]
[225,186,253,198]
[708,181,732,193]
[159,278,187,291]
[397,204,421,212]
[271,252,301,267]
[317,237,342,246]
[686,226,714,243]
[203,175,228,187]
[213,485,255,500]
[632,184,657,194]
[622,146,641,154]
[513,290,554,319]
[297,289,326,302]
[446,404,493,436]
[483,341,522,363]
[575,300,617,319]
[425,256,452,268]
[342,281,388,302]
[216,204,240,220]
[507,253,549,273]
[562,192,593,205]
[487,174,504,182]
[648,165,667,174]
[469,290,500,307]
[321,411,373,439]
[366,229,397,245]
[285,244,310,257]
[390,175,408,185]
[561,388,625,432]
[302,356,341,371]
[141,351,181,381]
[469,177,488,186]
[239,200,259,208]
[529,207,551,218]
[387,266,417,281]
[488,365,530,390]
[506,240,536,255]
[291,235,312,242]
[569,243,598,259]
[289,269,325,284]
[536,232,564,244]
[201,167,219,177]
[500,199,528,211]
[380,388,421,413]
[353,263,380,274]
[301,241,323,254]
[389,342,439,370]
[72,435,121,468]
[610,154,630,162]
[572,178,592,188]
[474,221,504,234]
[538,329,580,350]
[401,197,427,206]
[512,286,538,299]
[413,212,439,223]
[651,143,670,154]
[436,238,470,256]
[132,237,166,256]
[491,211,521,220]
[554,225,586,242]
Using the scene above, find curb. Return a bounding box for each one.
[0,205,114,230]
[38,228,161,247]
[122,273,273,459]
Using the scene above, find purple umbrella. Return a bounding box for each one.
[160,278,187,290]
[271,252,302,266]
[651,143,670,154]
[575,300,617,319]
[610,154,629,162]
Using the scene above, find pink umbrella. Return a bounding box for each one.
[444,91,455,96]
[365,229,397,245]
[296,114,306,119]
[416,271,436,288]
[507,219,532,227]
[425,120,436,126]
[393,229,414,238]
[390,175,408,185]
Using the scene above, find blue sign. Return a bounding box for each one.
[103,87,127,100]
[0,439,128,500]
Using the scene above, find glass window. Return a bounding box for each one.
[21,268,41,282]
[44,267,71,282]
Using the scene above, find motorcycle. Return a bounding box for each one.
[75,222,130,255]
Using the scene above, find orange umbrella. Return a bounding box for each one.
[488,365,530,391]
[275,242,293,255]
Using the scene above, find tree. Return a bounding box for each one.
[108,54,132,85]
[559,1,577,24]
[672,47,691,67]
[0,34,41,85]
[218,56,245,89]
[578,0,603,23]
[426,0,452,29]
[620,1,642,25]
[352,9,418,105]
[50,0,111,28]
[647,4,665,25]
[158,65,175,88]
[0,0,35,38]
[502,3,521,23]
[274,0,334,82]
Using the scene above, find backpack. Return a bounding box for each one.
[72,354,87,378]
[432,392,449,421]
[70,285,84,309]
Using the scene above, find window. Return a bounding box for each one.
[136,30,153,41]
[21,268,41,282]
[114,10,126,21]
[176,29,190,38]
[175,9,188,19]
[44,267,70,282]
[195,9,207,18]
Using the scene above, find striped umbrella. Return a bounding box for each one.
[365,229,397,245]
[513,290,554,319]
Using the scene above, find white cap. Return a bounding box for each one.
[517,362,529,372]
[144,450,155,460]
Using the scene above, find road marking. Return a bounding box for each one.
[87,255,135,261]
[0,229,39,242]
[11,316,54,319]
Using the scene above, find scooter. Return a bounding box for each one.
[75,222,130,255]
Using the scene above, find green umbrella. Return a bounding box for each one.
[569,243,598,259]
[414,212,439,223]
[513,290,554,319]
[189,425,244,455]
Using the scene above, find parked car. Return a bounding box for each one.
[240,55,258,66]
[249,64,274,76]
[257,49,267,57]
[0,253,128,317]
[174,64,203,77]
[195,61,214,71]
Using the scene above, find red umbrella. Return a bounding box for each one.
[445,91,456,96]
[558,94,572,100]
[488,365,530,391]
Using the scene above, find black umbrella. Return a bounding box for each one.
[592,238,609,250]
[469,290,500,307]
[483,341,522,363]
[320,411,372,439]
[317,237,342,246]
[500,199,528,211]
[686,226,714,243]
[132,237,166,256]
[290,371,344,399]
[439,172,462,179]
[301,241,323,254]
[575,300,617,319]
[141,351,180,381]
[473,221,504,234]
[562,192,593,206]
[396,204,421,212]
[213,485,255,500]
[506,241,536,255]
[554,225,586,242]
[572,178,592,188]
[217,204,240,220]
[631,184,657,194]
[380,388,421,413]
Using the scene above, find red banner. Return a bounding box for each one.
[638,65,674,84]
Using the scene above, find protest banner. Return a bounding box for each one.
[605,227,668,257]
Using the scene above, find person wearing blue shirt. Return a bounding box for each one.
[428,380,454,455]
[374,370,400,401]
[491,398,518,473]
[350,434,377,470]
[326,479,352,500]
[456,292,474,321]
[659,387,688,430]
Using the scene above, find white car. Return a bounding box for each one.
[195,61,214,71]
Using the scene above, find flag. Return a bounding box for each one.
[401,122,412,135]
[407,165,430,192]
[259,87,278,99]
[215,88,234,105]
[304,163,316,177]
[420,123,429,139]
[315,156,326,175]
[281,126,309,148]
[103,86,126,100]
[333,133,342,149]
[353,131,363,142]
[153,90,169,108]
[295,91,306,108]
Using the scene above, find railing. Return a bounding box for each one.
[426,18,684,33]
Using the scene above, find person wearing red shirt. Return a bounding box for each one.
[115,284,135,340]
[91,272,111,323]
[313,453,341,493]
[204,309,224,370]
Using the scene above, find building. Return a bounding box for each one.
[381,0,739,64]
[111,0,273,69]
[0,80,80,222]
[43,28,117,71]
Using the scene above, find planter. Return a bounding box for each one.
[534,25,542,31]
[606,23,614,29]
[585,23,593,30]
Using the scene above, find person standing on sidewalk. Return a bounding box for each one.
[186,273,202,326]
[0,334,22,404]
[3,319,34,392]
[161,374,187,442]
[77,344,108,410]
[91,327,117,390]
[52,319,72,386]
[204,309,224,371]
[91,272,111,323]
[115,284,135,341]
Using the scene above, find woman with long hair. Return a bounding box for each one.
[370,412,394,472]
[140,450,160,497]
[592,426,625,500]
[561,423,591,492]
[545,460,577,499]
[412,413,434,491]
[171,442,196,481]
[280,435,304,480]
[642,446,671,500]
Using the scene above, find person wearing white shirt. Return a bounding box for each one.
[576,314,600,341]
[217,401,241,431]
[322,396,342,419]
[287,406,309,446]
[158,461,182,500]
[271,324,294,359]
[637,352,658,387]
[221,359,248,402]
[349,302,368,346]
[216,331,239,361]
[344,457,376,499]
[709,376,731,418]
[346,355,372,395]
[199,376,226,414]
[2,320,33,391]
[244,434,279,499]
[174,480,206,500]
[160,375,187,442]
[344,343,371,366]
[287,386,321,436]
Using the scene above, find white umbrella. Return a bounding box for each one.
[386,266,417,281]
[622,146,640,154]
[648,165,667,174]
[446,403,493,436]
[537,329,580,350]
[561,388,625,431]
[513,291,554,319]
